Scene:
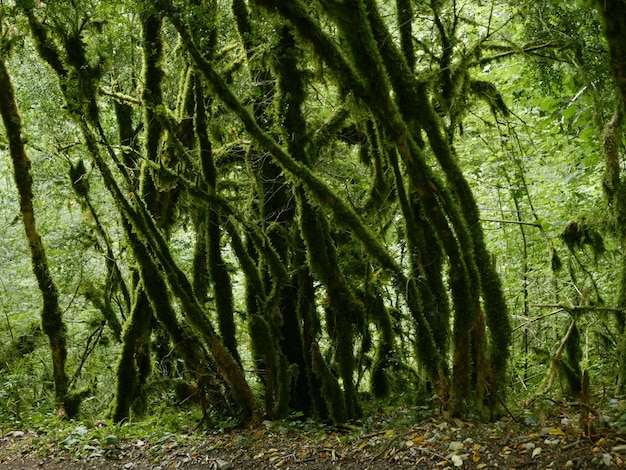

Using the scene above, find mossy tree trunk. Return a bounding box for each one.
[246,0,510,417]
[14,0,528,422]
[0,56,71,415]
[20,1,260,424]
[231,1,309,418]
[596,0,626,391]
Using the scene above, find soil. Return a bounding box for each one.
[2,411,626,469]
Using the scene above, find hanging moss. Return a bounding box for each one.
[561,219,606,256]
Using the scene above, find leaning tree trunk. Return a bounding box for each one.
[0,56,71,415]
[595,0,626,391]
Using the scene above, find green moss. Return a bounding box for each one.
[370,300,394,399]
[311,342,347,424]
[63,387,91,419]
[563,321,583,396]
[111,289,152,423]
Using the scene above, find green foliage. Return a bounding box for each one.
[1,0,625,433]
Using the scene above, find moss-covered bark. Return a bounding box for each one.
[111,287,152,422]
[195,75,242,365]
[249,0,510,416]
[0,56,71,415]
[597,1,626,110]
[22,3,260,423]
[596,0,626,392]
[14,0,528,422]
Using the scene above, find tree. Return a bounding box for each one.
[4,0,626,426]
[0,22,72,416]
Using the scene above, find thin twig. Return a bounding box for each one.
[69,321,105,388]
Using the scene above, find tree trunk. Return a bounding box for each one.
[0,57,71,415]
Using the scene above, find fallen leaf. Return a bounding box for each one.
[383,429,395,438]
[531,447,542,458]
[215,459,231,470]
[451,454,463,467]
[449,441,464,451]
[548,428,565,436]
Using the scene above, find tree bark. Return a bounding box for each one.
[597,0,626,110]
[0,57,71,414]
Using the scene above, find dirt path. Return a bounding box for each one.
[2,416,626,469]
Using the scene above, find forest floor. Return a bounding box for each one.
[2,404,626,469]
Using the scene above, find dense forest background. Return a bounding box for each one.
[0,0,626,432]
